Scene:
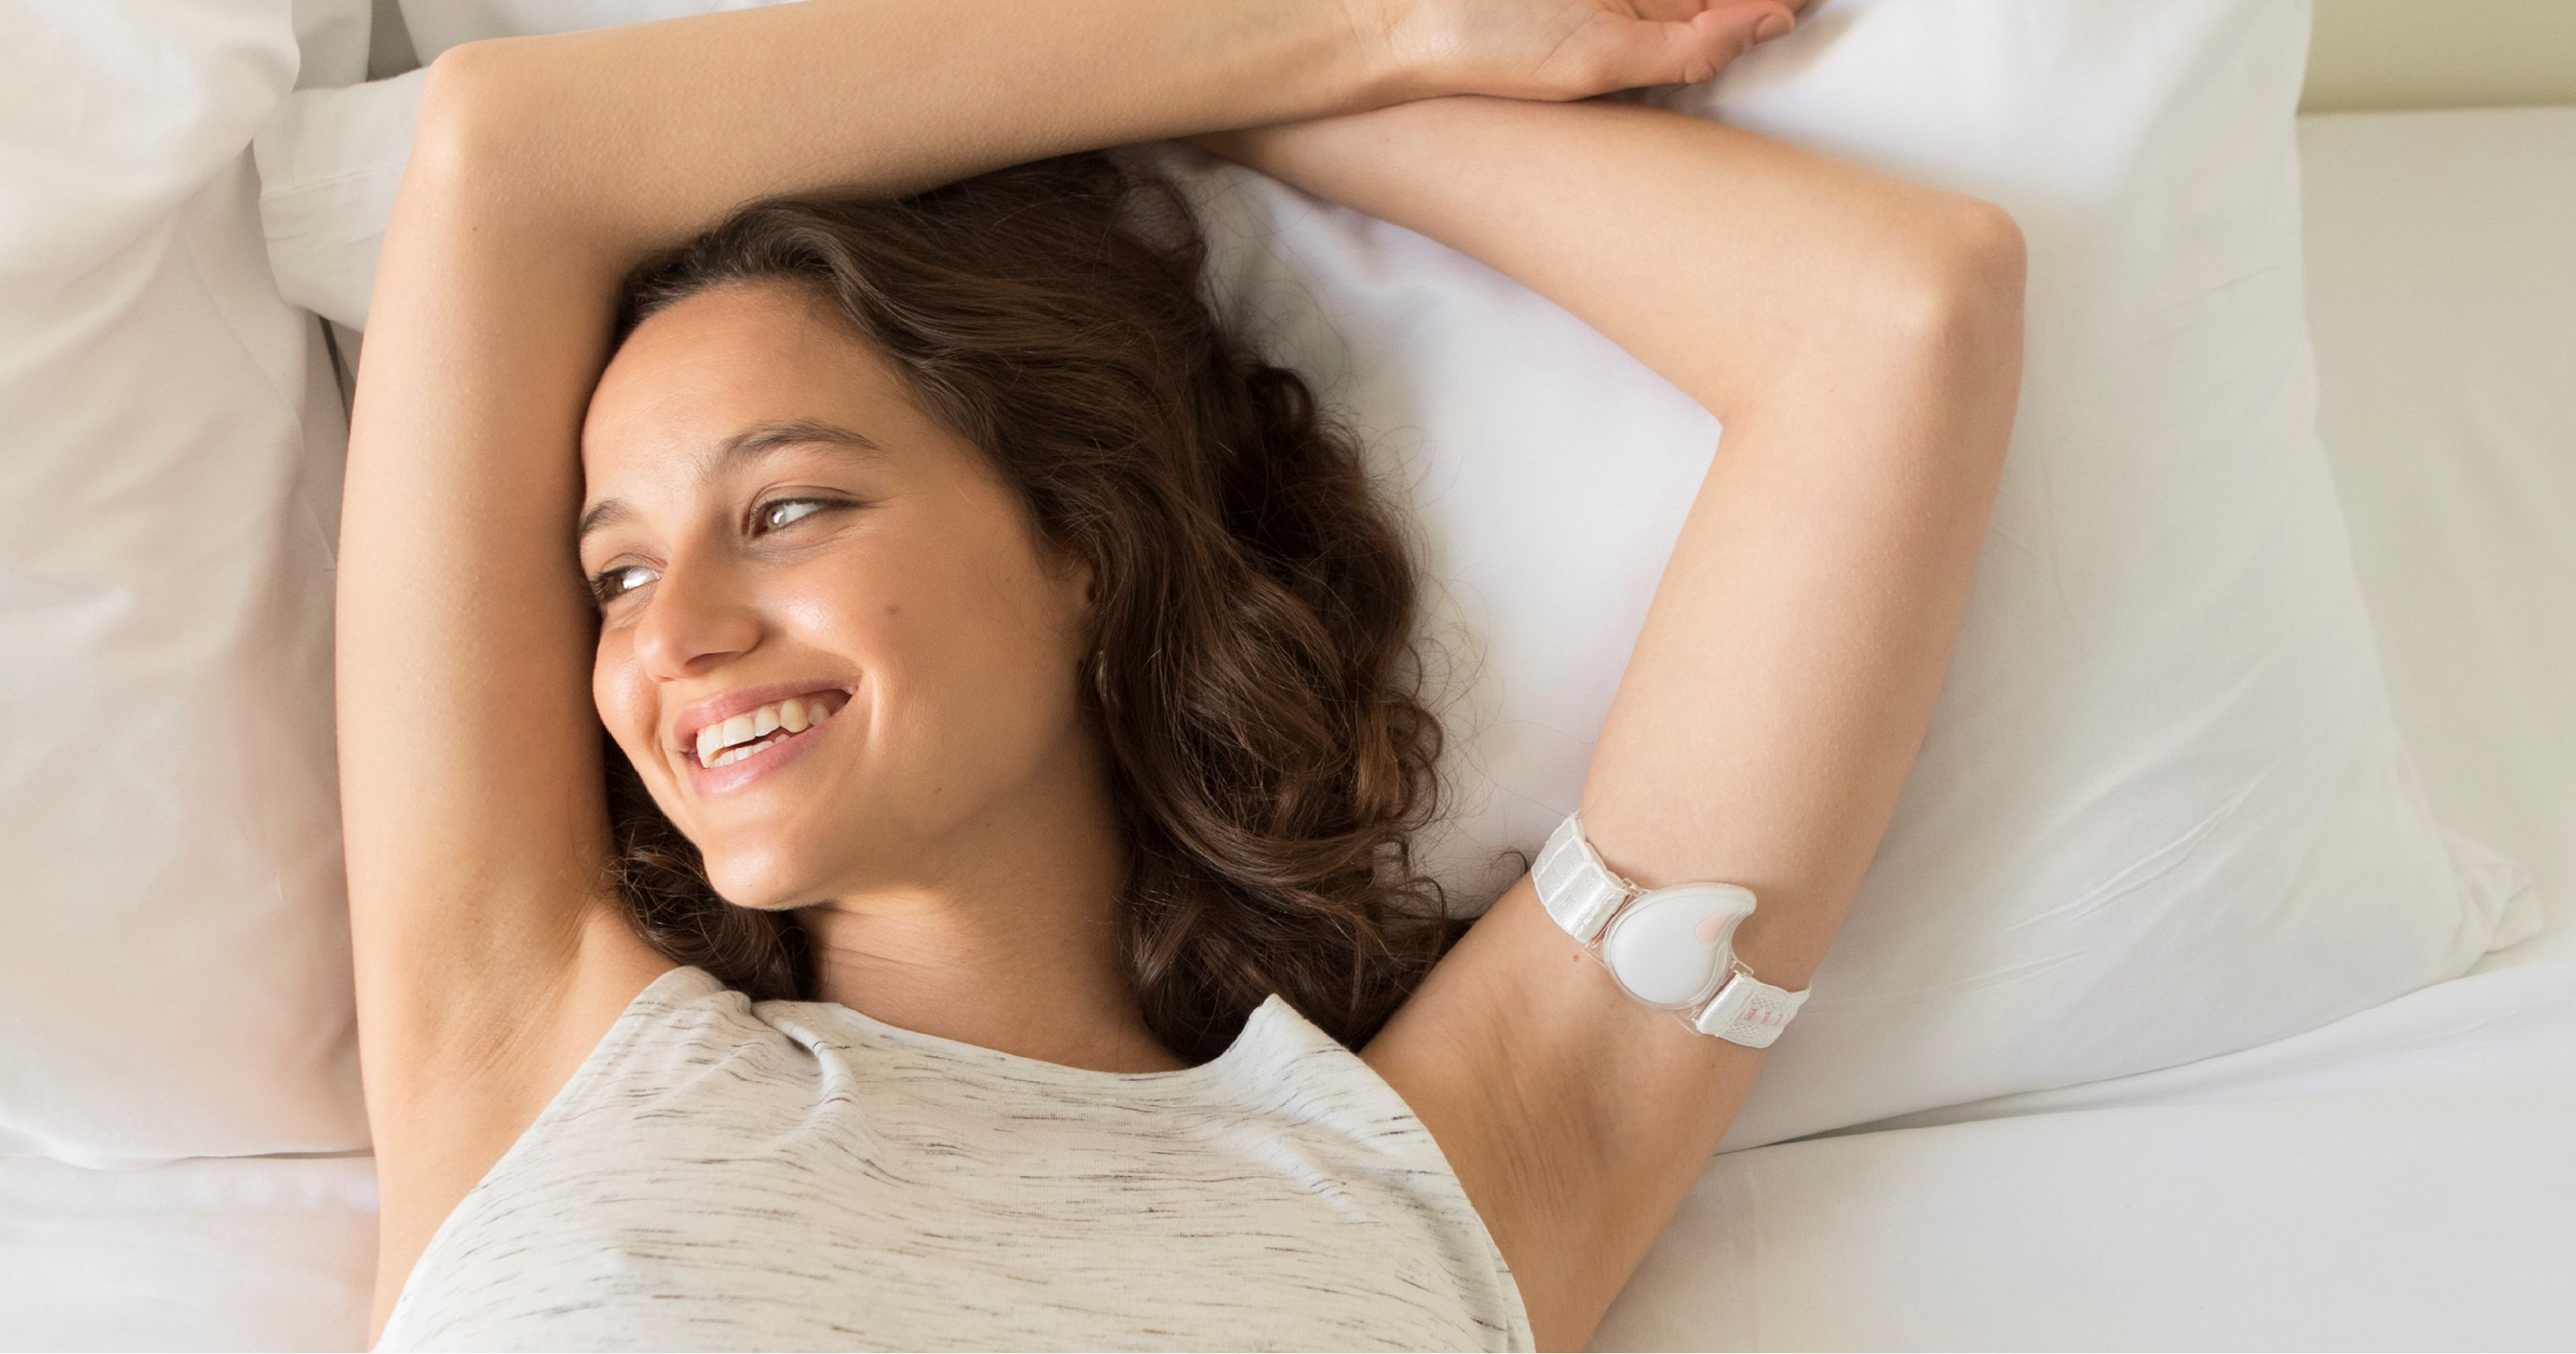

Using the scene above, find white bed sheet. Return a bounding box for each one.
[1597,963,2576,1349]
[0,1156,376,1352]
[9,104,2570,1354]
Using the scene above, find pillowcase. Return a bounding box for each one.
[256,68,423,331]
[253,0,2528,1148]
[1,0,371,1163]
[391,0,775,64]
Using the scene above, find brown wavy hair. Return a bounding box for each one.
[599,151,1460,1061]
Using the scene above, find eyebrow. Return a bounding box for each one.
[577,418,885,542]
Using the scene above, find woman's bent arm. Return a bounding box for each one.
[1205,96,2024,1349]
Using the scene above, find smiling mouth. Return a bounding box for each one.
[692,692,846,769]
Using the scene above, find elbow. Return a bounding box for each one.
[407,38,563,214]
[1837,196,2025,450]
[1941,197,2027,329]
[400,37,613,255]
[411,40,513,181]
[1884,195,2027,346]
[1771,195,2025,471]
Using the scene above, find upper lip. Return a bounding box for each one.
[670,679,852,758]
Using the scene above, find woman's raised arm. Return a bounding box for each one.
[1200,96,2025,1348]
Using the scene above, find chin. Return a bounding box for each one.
[699,838,830,912]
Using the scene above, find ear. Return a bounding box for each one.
[1044,544,1100,651]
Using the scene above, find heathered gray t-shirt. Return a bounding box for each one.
[377,966,1530,1352]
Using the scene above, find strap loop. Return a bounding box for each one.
[1532,813,1633,944]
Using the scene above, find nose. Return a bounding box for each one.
[629,552,762,682]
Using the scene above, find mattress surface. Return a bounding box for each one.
[1598,963,2576,1348]
[0,1156,376,1351]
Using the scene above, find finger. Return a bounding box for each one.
[1631,0,1808,24]
[1597,2,1794,89]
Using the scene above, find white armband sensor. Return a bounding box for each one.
[1531,814,1809,1049]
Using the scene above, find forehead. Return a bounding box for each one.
[582,282,926,484]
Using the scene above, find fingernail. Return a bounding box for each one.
[1754,12,1794,43]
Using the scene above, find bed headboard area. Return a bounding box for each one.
[2305,0,2576,112]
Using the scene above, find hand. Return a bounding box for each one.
[1362,0,1805,101]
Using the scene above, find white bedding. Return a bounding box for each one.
[0,1156,376,1352]
[6,81,2570,1354]
[1597,963,2576,1348]
[2302,108,2576,971]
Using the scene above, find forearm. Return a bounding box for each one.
[419,0,1398,267]
[1207,95,2024,978]
[1197,95,2012,419]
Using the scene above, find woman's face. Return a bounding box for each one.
[579,282,1099,908]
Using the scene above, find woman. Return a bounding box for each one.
[339,0,2024,1348]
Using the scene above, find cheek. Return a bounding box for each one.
[593,630,659,765]
[863,552,1074,698]
[796,538,1085,762]
[774,581,880,656]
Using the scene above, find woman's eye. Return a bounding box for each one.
[756,498,830,533]
[592,563,659,603]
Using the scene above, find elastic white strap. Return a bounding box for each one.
[1692,972,1809,1049]
[1533,812,1812,1050]
[1532,813,1631,944]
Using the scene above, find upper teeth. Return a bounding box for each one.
[695,694,839,768]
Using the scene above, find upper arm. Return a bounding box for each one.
[1369,247,2021,1346]
[1313,100,2023,1349]
[338,51,672,1329]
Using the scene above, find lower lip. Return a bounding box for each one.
[682,714,836,796]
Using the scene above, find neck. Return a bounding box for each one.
[798,752,1183,1075]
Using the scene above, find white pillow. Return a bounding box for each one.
[2298,105,2576,961]
[256,68,423,330]
[1,1,369,1163]
[391,0,775,64]
[252,0,2528,1147]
